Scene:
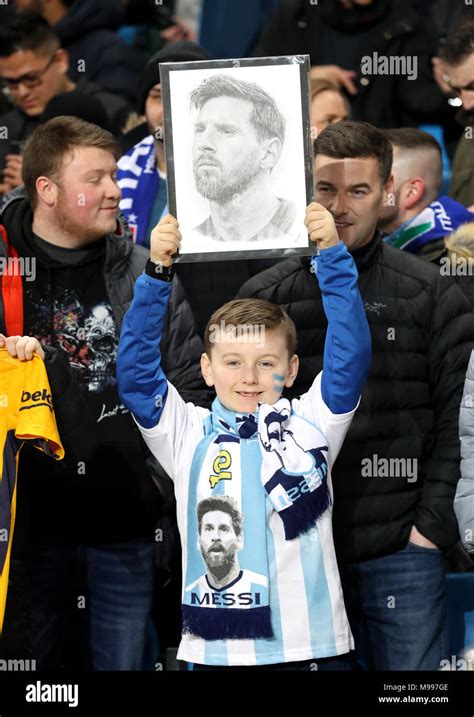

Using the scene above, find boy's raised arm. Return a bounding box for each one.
[305,203,372,414]
[117,215,181,429]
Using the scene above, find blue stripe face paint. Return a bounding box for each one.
[272,372,285,394]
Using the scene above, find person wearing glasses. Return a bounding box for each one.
[0,11,131,196]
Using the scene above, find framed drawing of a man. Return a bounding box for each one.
[160,55,314,263]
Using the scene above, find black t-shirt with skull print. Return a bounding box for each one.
[20,233,160,543]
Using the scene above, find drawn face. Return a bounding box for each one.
[192,96,264,204]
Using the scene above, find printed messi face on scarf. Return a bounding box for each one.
[182,394,330,642]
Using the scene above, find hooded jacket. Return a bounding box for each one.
[237,235,474,562]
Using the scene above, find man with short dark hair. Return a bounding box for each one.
[238,120,474,670]
[437,18,474,207]
[0,115,206,669]
[379,128,473,262]
[0,11,130,194]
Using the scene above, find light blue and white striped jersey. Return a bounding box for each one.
[138,373,355,666]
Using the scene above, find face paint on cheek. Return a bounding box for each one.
[272,372,285,394]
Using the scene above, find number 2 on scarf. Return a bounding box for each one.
[209,450,232,488]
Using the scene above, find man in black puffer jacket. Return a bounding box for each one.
[238,121,474,670]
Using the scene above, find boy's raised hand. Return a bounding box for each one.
[0,334,45,361]
[150,214,181,267]
[305,202,340,250]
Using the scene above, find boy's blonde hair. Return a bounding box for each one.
[204,299,297,357]
[444,222,474,261]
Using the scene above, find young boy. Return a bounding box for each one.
[117,204,371,669]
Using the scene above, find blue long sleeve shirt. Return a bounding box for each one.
[117,242,371,428]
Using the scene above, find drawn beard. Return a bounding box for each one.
[194,154,262,205]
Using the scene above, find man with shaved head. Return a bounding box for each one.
[378,128,473,262]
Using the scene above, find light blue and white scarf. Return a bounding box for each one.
[182,396,330,641]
